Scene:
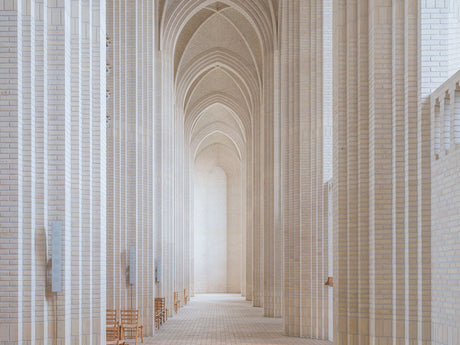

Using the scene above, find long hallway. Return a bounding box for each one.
[3,0,460,344]
[144,295,331,345]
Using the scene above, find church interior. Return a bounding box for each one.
[1,0,460,344]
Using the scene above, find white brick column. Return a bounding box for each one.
[333,1,431,344]
[279,0,329,339]
[106,0,156,335]
[0,0,106,344]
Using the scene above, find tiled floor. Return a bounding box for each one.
[140,294,331,345]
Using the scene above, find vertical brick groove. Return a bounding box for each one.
[0,0,106,343]
[106,0,155,336]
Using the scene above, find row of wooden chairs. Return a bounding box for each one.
[109,292,189,340]
[154,297,168,329]
[173,289,189,313]
[106,309,143,345]
[156,290,189,329]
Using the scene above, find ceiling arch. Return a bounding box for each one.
[185,68,250,115]
[176,48,260,112]
[185,94,250,141]
[191,122,245,161]
[166,0,275,177]
[160,0,277,54]
[174,6,261,78]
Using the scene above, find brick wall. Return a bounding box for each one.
[422,0,460,98]
[422,1,460,344]
[280,1,329,339]
[430,71,460,345]
[333,1,431,344]
[432,147,460,345]
[448,0,460,77]
[0,2,20,343]
[106,0,156,336]
[0,0,106,344]
[323,0,333,184]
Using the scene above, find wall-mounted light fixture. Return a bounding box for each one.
[106,62,112,74]
[106,33,112,48]
[106,112,111,128]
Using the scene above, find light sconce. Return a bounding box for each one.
[106,33,112,48]
[325,277,333,287]
[106,112,111,128]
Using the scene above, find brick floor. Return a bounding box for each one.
[139,294,332,345]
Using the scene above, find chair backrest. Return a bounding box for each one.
[107,309,117,326]
[106,322,119,342]
[120,309,139,327]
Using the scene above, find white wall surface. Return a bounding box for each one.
[194,164,228,292]
[422,0,460,97]
[193,144,242,293]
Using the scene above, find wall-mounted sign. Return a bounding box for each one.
[129,246,136,285]
[51,221,62,292]
[155,256,161,283]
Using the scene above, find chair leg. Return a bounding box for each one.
[141,327,143,343]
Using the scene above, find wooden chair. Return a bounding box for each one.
[155,297,168,329]
[163,298,168,323]
[154,304,161,329]
[183,289,188,305]
[154,298,161,329]
[174,292,180,313]
[120,310,143,345]
[106,309,118,327]
[106,322,125,345]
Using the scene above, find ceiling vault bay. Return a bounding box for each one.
[158,0,280,312]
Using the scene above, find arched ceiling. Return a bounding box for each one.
[176,8,258,77]
[185,92,251,142]
[160,0,277,53]
[194,142,242,180]
[185,68,250,116]
[193,104,242,136]
[195,132,242,162]
[190,104,246,161]
[161,0,277,162]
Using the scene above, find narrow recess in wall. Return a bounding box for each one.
[444,94,451,153]
[435,100,441,160]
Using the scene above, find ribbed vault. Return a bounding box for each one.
[160,0,276,301]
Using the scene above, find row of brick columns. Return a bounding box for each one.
[0,0,108,344]
[333,0,431,344]
[0,0,442,344]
